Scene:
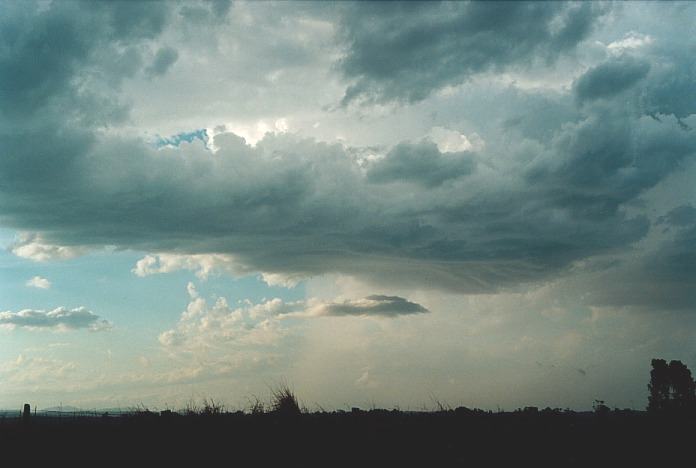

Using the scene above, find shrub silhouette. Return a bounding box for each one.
[593,400,610,417]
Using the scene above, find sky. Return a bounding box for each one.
[1,0,696,412]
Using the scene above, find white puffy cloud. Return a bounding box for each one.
[159,285,428,353]
[133,254,304,287]
[10,233,88,262]
[26,276,51,289]
[132,253,247,279]
[427,127,484,153]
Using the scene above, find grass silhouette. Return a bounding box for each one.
[5,362,696,467]
[3,393,696,467]
[270,382,302,416]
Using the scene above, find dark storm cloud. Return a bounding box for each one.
[0,0,169,124]
[582,222,696,312]
[7,112,689,294]
[367,141,475,187]
[657,205,696,229]
[180,0,232,24]
[527,110,694,217]
[647,48,696,111]
[1,1,696,307]
[574,56,650,103]
[0,307,111,331]
[319,296,429,318]
[146,46,179,77]
[337,1,607,104]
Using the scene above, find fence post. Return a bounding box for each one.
[22,404,31,424]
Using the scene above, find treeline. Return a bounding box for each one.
[648,359,696,414]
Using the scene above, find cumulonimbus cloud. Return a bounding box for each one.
[1,1,695,312]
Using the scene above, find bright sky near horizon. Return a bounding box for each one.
[1,0,696,411]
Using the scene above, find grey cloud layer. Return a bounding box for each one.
[0,1,170,125]
[1,1,695,309]
[146,46,179,77]
[319,295,428,317]
[337,1,606,104]
[582,202,696,312]
[0,307,111,331]
[367,141,475,187]
[574,56,650,103]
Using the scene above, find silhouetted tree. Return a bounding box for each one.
[648,358,696,414]
[668,360,696,411]
[648,359,671,412]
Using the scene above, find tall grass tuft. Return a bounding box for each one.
[183,397,224,416]
[201,398,224,416]
[270,383,302,416]
[247,395,266,415]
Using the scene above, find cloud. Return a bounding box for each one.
[657,205,696,229]
[26,276,51,289]
[159,287,427,352]
[427,127,484,153]
[3,1,696,411]
[158,293,302,356]
[0,307,111,331]
[132,253,246,279]
[10,233,88,262]
[0,355,77,386]
[0,0,170,126]
[149,285,429,403]
[132,253,303,287]
[574,56,650,103]
[1,1,695,312]
[337,2,607,104]
[179,0,232,25]
[310,295,429,318]
[4,107,695,296]
[366,140,475,187]
[607,32,654,54]
[580,205,696,312]
[146,46,179,77]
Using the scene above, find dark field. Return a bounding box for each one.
[1,408,693,467]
